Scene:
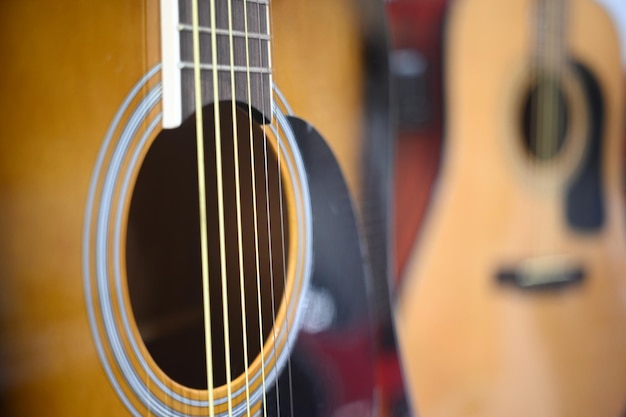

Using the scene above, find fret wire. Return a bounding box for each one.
[193,0,269,6]
[179,62,272,73]
[198,0,269,4]
[178,23,270,40]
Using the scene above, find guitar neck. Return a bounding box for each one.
[161,0,273,128]
[534,0,568,72]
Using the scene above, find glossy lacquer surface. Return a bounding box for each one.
[0,0,392,415]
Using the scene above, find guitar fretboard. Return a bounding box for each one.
[161,0,273,128]
[534,0,567,73]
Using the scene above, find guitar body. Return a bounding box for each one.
[0,1,391,416]
[395,0,626,415]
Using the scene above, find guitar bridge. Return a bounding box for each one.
[497,255,585,290]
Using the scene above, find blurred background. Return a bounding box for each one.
[386,0,626,417]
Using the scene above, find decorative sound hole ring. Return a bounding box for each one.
[83,65,312,417]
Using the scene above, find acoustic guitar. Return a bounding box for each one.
[395,0,626,415]
[0,0,392,415]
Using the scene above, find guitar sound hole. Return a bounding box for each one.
[520,76,570,161]
[126,103,289,390]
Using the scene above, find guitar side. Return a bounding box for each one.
[395,0,626,416]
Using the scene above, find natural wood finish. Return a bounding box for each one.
[0,0,368,414]
[272,0,365,202]
[395,0,626,416]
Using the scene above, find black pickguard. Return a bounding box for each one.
[263,116,377,417]
[565,61,606,232]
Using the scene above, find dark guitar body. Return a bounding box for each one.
[387,0,448,281]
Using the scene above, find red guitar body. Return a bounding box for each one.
[388,0,449,281]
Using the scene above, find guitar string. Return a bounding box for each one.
[545,0,556,256]
[276,115,295,417]
[537,0,548,256]
[539,0,549,163]
[264,1,294,412]
[533,0,549,255]
[224,0,253,413]
[542,0,563,256]
[212,0,235,413]
[261,93,281,417]
[545,0,551,158]
[544,0,554,255]
[271,40,296,417]
[191,0,216,415]
[242,0,271,414]
[532,0,565,259]
[530,0,545,257]
[550,0,567,256]
[546,0,558,253]
[218,0,250,416]
[255,0,283,415]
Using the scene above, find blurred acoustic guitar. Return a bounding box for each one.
[394,0,626,415]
